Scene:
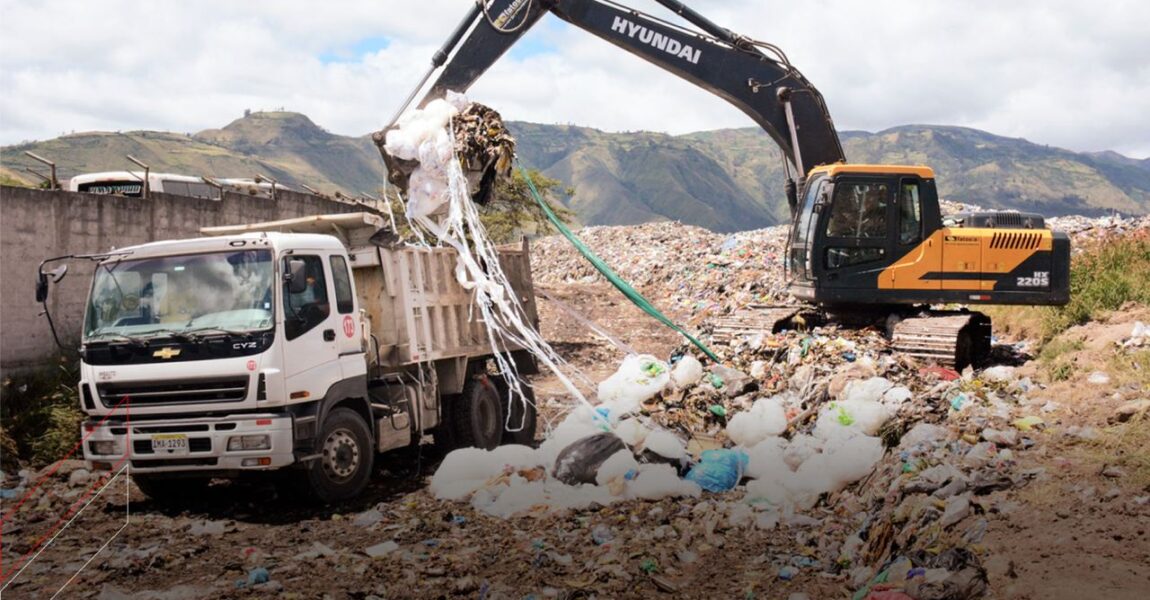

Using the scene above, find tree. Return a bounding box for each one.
[372,168,577,244]
[479,168,577,243]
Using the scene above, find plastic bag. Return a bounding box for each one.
[553,432,626,485]
[597,354,671,414]
[684,448,749,492]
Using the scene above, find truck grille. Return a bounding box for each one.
[97,377,249,408]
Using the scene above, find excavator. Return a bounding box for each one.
[376,0,1071,369]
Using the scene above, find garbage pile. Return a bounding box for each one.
[389,107,1150,596]
[532,222,793,320]
[531,203,1150,324]
[429,321,1064,597]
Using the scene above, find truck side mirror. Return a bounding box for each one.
[35,264,68,303]
[285,259,308,294]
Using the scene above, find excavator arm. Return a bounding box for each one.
[382,0,845,212]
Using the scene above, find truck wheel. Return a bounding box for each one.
[494,378,538,445]
[133,474,210,503]
[300,407,374,503]
[448,375,504,450]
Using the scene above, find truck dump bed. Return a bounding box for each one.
[201,213,538,367]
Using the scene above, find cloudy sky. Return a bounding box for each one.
[1,0,1147,157]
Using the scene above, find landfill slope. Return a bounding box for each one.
[2,215,1149,599]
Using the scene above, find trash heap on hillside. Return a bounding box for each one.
[531,222,793,321]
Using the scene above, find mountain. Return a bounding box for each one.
[0,111,384,195]
[3,112,1147,232]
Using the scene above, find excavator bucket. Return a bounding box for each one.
[377,101,515,206]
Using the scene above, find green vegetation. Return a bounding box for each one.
[1106,348,1150,391]
[1037,337,1084,381]
[991,233,1150,344]
[480,168,576,243]
[1050,234,1150,333]
[0,173,32,187]
[1,358,83,469]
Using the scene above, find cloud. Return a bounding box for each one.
[0,0,1147,158]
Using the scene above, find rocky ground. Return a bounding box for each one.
[1,215,1148,599]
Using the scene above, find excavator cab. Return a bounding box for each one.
[788,163,1069,312]
[788,164,942,305]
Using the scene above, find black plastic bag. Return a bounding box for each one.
[552,433,625,485]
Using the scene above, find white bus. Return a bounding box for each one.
[68,172,222,200]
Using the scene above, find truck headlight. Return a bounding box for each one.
[227,435,270,451]
[89,440,117,455]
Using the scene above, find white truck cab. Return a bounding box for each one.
[64,213,539,502]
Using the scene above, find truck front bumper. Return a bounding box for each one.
[81,413,295,473]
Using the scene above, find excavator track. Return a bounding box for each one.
[707,305,807,346]
[890,312,992,370]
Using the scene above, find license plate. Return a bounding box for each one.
[151,434,188,454]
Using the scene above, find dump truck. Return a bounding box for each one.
[41,213,539,502]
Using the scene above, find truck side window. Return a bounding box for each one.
[330,255,354,314]
[826,182,888,239]
[899,181,922,245]
[283,255,330,340]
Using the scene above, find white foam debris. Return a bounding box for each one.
[595,449,640,487]
[841,377,895,404]
[643,429,688,460]
[726,397,787,447]
[626,464,702,501]
[670,354,704,389]
[743,436,789,480]
[613,418,650,447]
[814,399,892,440]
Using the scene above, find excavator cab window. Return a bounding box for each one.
[826,182,889,239]
[790,176,828,280]
[899,180,923,245]
[824,181,890,270]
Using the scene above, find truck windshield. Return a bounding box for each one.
[85,249,274,341]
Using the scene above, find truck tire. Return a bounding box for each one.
[494,378,538,446]
[298,407,374,503]
[133,474,210,503]
[448,375,504,450]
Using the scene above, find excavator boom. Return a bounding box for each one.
[390,0,844,191]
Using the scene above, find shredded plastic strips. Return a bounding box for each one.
[384,93,591,432]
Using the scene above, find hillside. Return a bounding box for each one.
[3,113,1148,232]
[0,112,384,196]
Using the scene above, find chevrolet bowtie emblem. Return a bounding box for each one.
[153,347,181,359]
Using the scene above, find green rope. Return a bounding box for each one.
[519,164,722,363]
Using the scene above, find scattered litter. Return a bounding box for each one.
[365,541,400,558]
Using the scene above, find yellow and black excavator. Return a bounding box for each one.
[377,0,1070,369]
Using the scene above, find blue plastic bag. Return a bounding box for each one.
[684,449,749,492]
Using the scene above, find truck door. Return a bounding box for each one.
[819,178,898,289]
[281,254,341,399]
[328,254,365,374]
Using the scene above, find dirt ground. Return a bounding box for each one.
[1,284,1148,599]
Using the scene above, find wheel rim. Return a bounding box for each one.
[321,428,360,481]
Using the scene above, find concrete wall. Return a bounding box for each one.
[0,185,369,373]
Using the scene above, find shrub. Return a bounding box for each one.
[0,357,83,468]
